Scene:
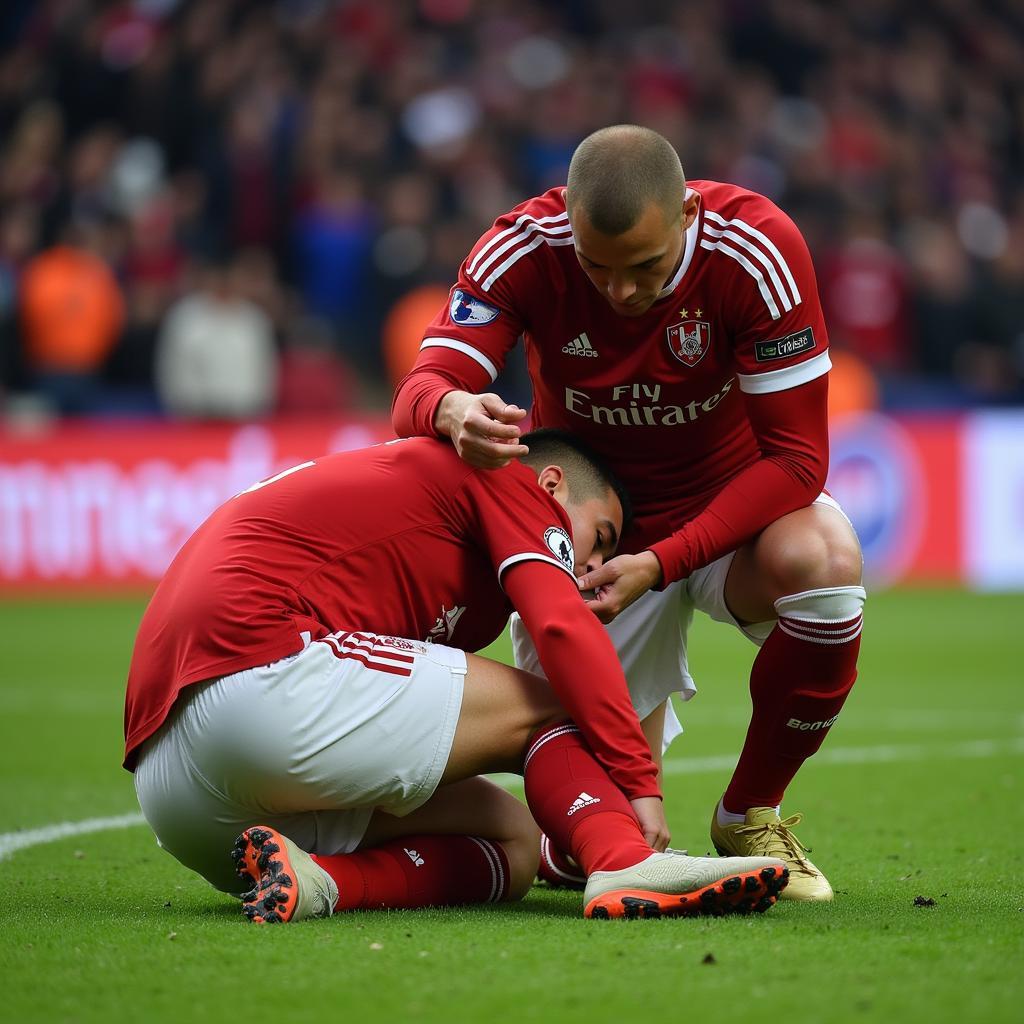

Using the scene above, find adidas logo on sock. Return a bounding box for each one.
[567,791,601,816]
[404,847,425,867]
[561,332,599,357]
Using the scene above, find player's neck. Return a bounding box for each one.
[656,226,688,297]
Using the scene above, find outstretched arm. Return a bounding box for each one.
[579,375,829,620]
[502,559,662,806]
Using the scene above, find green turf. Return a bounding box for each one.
[1,590,1021,1023]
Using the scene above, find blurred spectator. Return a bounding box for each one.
[0,202,38,392]
[827,349,880,421]
[381,284,451,388]
[155,259,277,419]
[292,171,376,357]
[276,316,357,415]
[905,222,980,390]
[18,224,125,413]
[967,217,1024,399]
[821,215,912,373]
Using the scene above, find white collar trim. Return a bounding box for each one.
[656,187,700,299]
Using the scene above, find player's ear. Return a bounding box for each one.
[537,465,566,498]
[682,190,699,229]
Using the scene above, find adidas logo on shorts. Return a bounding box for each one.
[567,791,601,816]
[562,332,599,357]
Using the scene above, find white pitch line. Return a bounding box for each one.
[0,812,145,862]
[2,737,1022,862]
[661,735,1024,777]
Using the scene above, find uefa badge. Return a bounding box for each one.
[667,319,711,367]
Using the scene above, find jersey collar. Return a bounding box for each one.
[655,187,701,301]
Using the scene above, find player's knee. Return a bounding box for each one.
[762,521,862,595]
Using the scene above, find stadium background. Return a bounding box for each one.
[1,5,1022,1022]
[1,0,1022,593]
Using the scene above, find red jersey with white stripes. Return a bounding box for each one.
[393,181,831,583]
[123,438,660,801]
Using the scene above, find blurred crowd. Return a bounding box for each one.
[0,0,1022,421]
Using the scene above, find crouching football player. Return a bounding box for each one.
[123,430,787,923]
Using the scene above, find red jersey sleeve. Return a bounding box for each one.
[503,561,661,802]
[456,463,661,802]
[648,203,831,582]
[392,192,567,437]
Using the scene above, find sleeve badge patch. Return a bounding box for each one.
[754,326,816,362]
[543,526,575,572]
[449,289,501,327]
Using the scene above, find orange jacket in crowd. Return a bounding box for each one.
[20,245,125,372]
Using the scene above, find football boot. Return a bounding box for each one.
[711,806,833,902]
[583,848,788,919]
[232,826,338,924]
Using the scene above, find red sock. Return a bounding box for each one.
[523,722,653,875]
[723,587,865,812]
[537,833,586,889]
[311,834,510,911]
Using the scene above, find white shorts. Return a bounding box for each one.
[133,633,466,894]
[512,493,851,752]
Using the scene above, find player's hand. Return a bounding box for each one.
[435,390,530,469]
[631,796,670,852]
[577,551,663,623]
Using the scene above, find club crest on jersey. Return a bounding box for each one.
[667,319,711,367]
[543,526,575,573]
[449,289,500,327]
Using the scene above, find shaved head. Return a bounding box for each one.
[566,125,686,236]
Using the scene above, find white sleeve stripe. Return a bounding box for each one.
[701,224,794,313]
[420,338,499,382]
[700,238,782,320]
[737,350,832,394]
[497,551,576,582]
[467,211,570,276]
[469,220,573,283]
[704,209,802,305]
[479,234,575,292]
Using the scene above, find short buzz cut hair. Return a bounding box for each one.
[565,124,686,237]
[519,427,632,533]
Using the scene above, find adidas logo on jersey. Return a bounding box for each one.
[567,791,601,816]
[562,333,598,358]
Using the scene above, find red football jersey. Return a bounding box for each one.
[123,438,659,801]
[394,181,832,582]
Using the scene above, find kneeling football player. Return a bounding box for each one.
[123,429,787,922]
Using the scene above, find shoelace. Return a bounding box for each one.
[730,813,816,874]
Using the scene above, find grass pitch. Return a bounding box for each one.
[1,589,1021,1024]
